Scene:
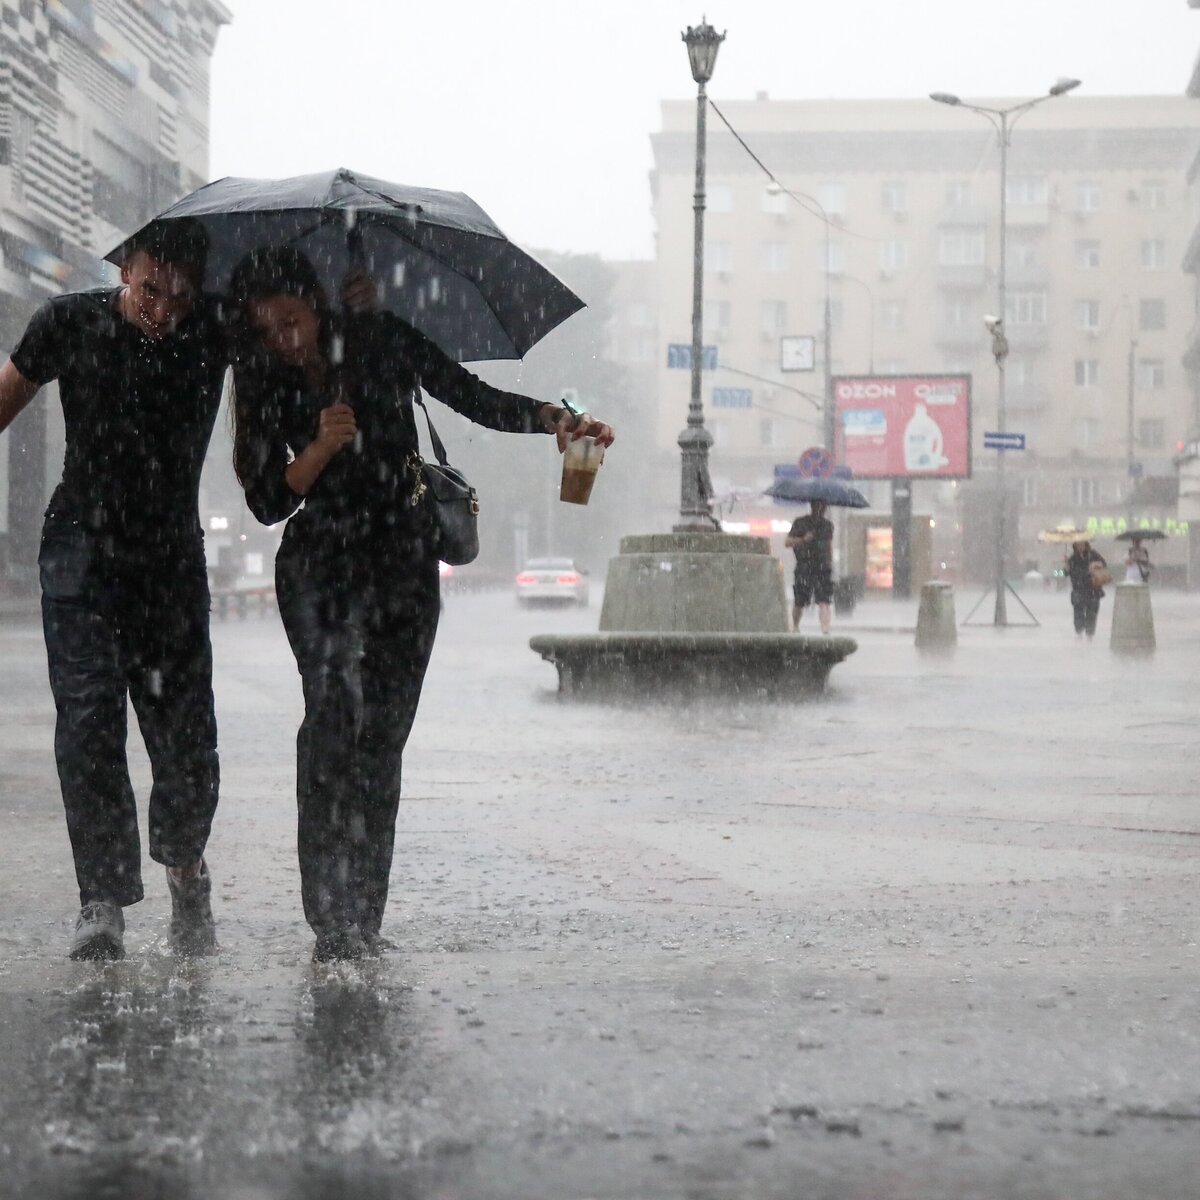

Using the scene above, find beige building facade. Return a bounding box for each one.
[650,94,1200,584]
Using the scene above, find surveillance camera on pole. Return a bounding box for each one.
[983,314,1009,365]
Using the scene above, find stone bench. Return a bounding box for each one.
[529,631,857,700]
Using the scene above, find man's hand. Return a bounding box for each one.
[341,269,378,314]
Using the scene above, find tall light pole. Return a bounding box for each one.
[931,78,1081,626]
[676,19,725,533]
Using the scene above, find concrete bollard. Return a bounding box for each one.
[1110,581,1155,655]
[915,581,957,654]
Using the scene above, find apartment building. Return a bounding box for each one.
[0,0,230,587]
[650,94,1200,582]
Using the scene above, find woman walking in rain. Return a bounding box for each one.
[229,248,613,961]
[1065,537,1108,640]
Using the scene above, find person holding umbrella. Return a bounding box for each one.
[227,247,614,962]
[786,500,835,635]
[1121,533,1155,584]
[1065,537,1109,639]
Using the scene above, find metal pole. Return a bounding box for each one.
[993,112,1009,627]
[823,223,835,452]
[676,78,718,532]
[1127,332,1137,522]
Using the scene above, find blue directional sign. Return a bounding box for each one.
[667,343,718,370]
[983,431,1026,451]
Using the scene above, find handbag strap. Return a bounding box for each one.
[412,391,450,468]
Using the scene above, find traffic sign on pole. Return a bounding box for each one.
[982,431,1026,451]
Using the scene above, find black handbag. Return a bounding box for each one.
[409,395,480,566]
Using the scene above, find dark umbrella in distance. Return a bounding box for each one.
[764,477,870,507]
[106,168,584,363]
[1114,529,1167,542]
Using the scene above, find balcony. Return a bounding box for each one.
[1006,324,1049,351]
[934,323,983,350]
[936,205,989,227]
[1006,383,1051,414]
[936,264,988,290]
[1007,202,1051,227]
[1183,312,1200,370]
[1182,222,1200,274]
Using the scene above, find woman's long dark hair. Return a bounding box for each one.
[227,247,334,487]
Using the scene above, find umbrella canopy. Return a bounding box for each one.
[764,477,869,507]
[105,168,584,362]
[1038,525,1091,544]
[1114,529,1167,542]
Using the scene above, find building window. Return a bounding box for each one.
[1138,418,1165,449]
[708,183,733,213]
[1021,477,1039,507]
[1072,477,1101,506]
[704,241,733,273]
[760,300,788,336]
[1072,420,1102,451]
[1136,358,1165,390]
[703,299,732,334]
[943,297,974,328]
[938,231,985,266]
[1076,182,1103,213]
[817,298,845,331]
[1075,240,1101,270]
[945,180,971,207]
[1142,181,1168,210]
[1139,298,1166,331]
[762,186,788,214]
[1008,356,1033,385]
[879,299,906,331]
[1010,238,1038,269]
[1074,359,1099,386]
[879,239,909,272]
[1007,291,1046,325]
[881,181,907,213]
[816,182,846,215]
[761,241,788,272]
[820,240,847,275]
[1007,174,1047,205]
[759,417,783,447]
[877,358,908,374]
[1073,300,1101,332]
[1140,239,1167,271]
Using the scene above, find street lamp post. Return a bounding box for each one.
[676,19,725,533]
[931,79,1080,626]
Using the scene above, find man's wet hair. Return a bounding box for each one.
[122,218,209,284]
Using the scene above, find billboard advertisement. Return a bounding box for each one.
[833,374,972,480]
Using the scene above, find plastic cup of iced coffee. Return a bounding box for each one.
[560,435,605,505]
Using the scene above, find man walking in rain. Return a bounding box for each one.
[786,499,834,634]
[0,221,223,960]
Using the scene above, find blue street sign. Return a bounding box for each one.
[667,343,718,370]
[983,431,1026,451]
[712,387,752,409]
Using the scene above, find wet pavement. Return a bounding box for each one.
[1,581,1198,1198]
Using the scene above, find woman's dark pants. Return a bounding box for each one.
[1072,593,1101,637]
[277,552,440,939]
[39,524,220,908]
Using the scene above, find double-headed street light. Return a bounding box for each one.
[931,78,1081,627]
[676,18,725,532]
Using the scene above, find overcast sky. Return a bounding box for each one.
[209,1,1200,261]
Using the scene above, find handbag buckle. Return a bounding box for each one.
[469,490,480,516]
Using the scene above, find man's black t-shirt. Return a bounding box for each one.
[11,288,226,545]
[789,513,834,572]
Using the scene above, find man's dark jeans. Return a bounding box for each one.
[277,548,439,939]
[39,519,219,907]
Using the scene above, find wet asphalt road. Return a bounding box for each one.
[0,582,1198,1199]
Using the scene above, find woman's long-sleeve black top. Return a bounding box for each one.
[233,311,546,558]
[1066,546,1106,598]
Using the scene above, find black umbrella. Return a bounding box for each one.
[764,477,869,507]
[1114,529,1167,542]
[106,168,584,362]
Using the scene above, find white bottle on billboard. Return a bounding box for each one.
[903,403,948,471]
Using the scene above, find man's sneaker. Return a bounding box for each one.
[167,861,218,956]
[69,901,125,961]
[312,927,368,963]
